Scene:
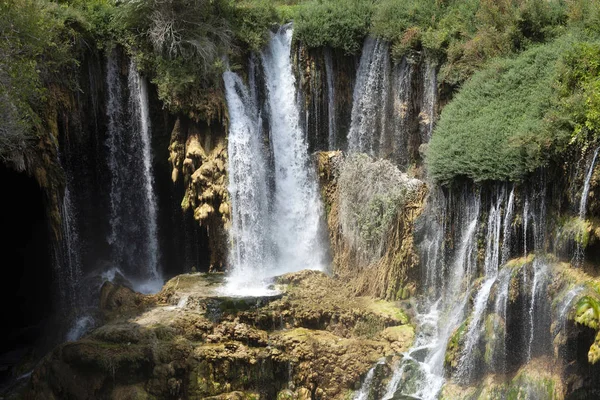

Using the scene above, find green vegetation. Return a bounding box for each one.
[427,34,600,184]
[575,283,600,363]
[0,0,90,164]
[4,0,600,186]
[427,39,567,183]
[293,0,372,54]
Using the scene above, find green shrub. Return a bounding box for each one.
[294,0,372,54]
[231,1,279,51]
[427,37,575,183]
[554,41,600,146]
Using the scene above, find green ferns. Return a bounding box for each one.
[575,283,600,363]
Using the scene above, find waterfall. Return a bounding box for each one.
[353,361,384,400]
[491,267,512,373]
[523,198,530,258]
[324,48,337,150]
[348,38,391,156]
[527,260,550,361]
[385,190,481,400]
[455,277,497,382]
[55,184,83,309]
[456,191,504,382]
[579,146,600,219]
[261,24,327,273]
[224,25,327,294]
[105,53,162,292]
[223,70,272,290]
[420,62,437,141]
[501,187,515,265]
[389,58,413,163]
[421,188,447,297]
[556,285,584,338]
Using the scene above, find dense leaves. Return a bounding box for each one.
[427,34,600,184]
[293,0,372,54]
[0,0,85,165]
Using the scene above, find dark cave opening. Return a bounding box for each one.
[0,165,54,386]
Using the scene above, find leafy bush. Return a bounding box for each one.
[371,0,439,58]
[294,0,372,54]
[231,1,279,51]
[0,0,82,164]
[554,41,600,146]
[427,38,575,183]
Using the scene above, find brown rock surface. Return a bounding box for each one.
[25,271,414,399]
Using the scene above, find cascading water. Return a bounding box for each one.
[353,360,385,400]
[56,185,83,307]
[388,58,413,163]
[324,48,337,150]
[261,25,327,273]
[223,70,272,292]
[556,285,584,339]
[579,146,600,219]
[384,190,481,400]
[348,38,391,156]
[501,187,515,265]
[574,147,600,266]
[105,53,162,293]
[491,267,512,373]
[456,191,504,382]
[224,25,327,294]
[420,62,437,141]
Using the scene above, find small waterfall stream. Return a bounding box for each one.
[105,53,162,293]
[384,190,481,400]
[579,146,600,219]
[348,38,391,157]
[324,48,337,150]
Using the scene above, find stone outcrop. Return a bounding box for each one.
[168,117,230,270]
[25,271,414,399]
[317,151,427,301]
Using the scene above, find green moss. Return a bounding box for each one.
[366,299,409,324]
[445,319,468,370]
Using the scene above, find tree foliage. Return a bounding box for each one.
[0,0,83,165]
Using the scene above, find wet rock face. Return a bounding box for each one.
[317,151,426,301]
[26,270,414,399]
